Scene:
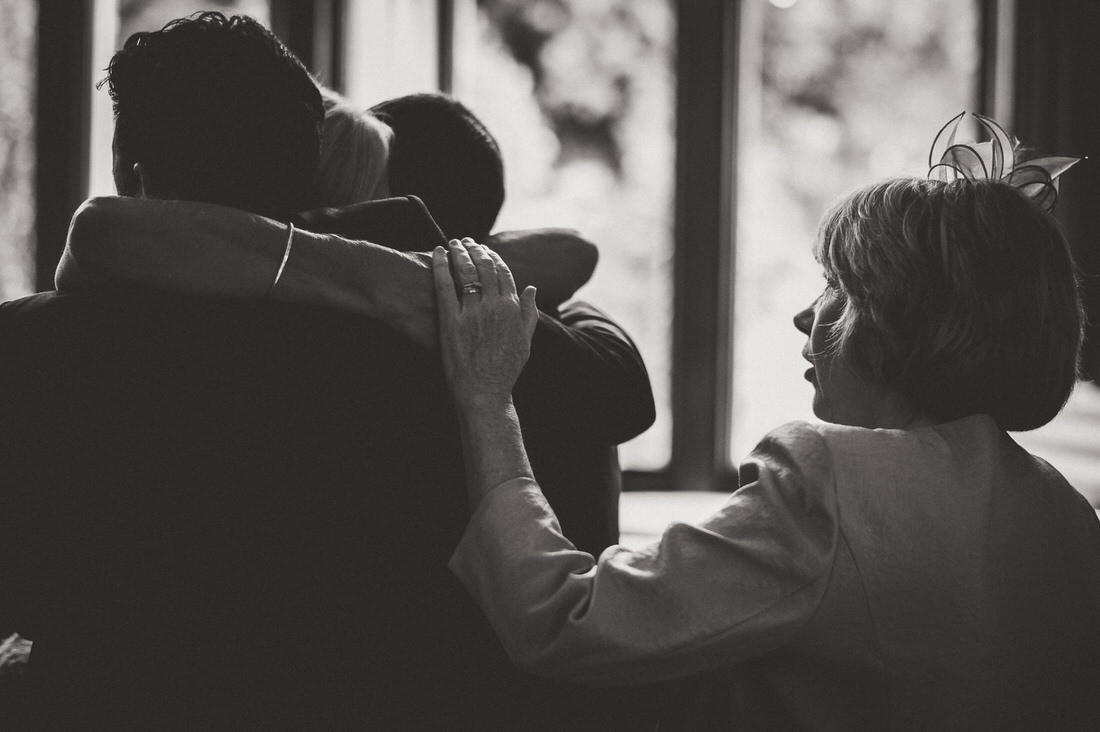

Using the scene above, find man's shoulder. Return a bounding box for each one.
[0,287,404,342]
[1,288,187,326]
[1,289,77,319]
[0,289,460,488]
[0,289,442,398]
[0,290,118,352]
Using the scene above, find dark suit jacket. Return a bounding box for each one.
[0,197,658,729]
[0,290,514,729]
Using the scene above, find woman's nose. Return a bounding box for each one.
[793,306,814,335]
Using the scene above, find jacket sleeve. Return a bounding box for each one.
[294,196,448,252]
[449,422,839,686]
[515,301,656,446]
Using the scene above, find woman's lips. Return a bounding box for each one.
[804,366,815,382]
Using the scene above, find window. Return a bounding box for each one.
[0,0,38,301]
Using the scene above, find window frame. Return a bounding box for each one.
[662,0,740,494]
[35,0,94,293]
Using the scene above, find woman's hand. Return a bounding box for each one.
[433,238,538,411]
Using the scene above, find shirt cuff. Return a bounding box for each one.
[448,476,564,592]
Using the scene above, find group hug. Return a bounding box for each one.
[0,10,1097,730]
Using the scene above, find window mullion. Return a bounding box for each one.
[669,0,739,492]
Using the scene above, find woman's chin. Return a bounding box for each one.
[810,395,826,421]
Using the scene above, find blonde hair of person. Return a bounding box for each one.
[311,87,394,208]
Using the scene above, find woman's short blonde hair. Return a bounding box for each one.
[814,177,1083,431]
[311,89,393,208]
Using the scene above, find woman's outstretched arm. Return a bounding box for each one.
[59,197,596,335]
[299,197,598,311]
[58,196,439,346]
[434,240,837,686]
[431,238,539,505]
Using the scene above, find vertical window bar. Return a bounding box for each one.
[272,0,344,91]
[36,0,93,292]
[313,0,345,92]
[271,1,315,73]
[437,0,454,93]
[670,0,739,492]
[978,0,1015,122]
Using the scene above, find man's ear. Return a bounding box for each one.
[112,156,142,198]
[133,163,147,198]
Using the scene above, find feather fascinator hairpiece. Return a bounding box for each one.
[928,111,1082,213]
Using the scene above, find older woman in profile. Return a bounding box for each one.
[432,159,1100,726]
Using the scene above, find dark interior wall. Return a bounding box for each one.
[1013,0,1100,381]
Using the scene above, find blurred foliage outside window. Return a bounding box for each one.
[457,0,676,469]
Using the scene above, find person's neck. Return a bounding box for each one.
[833,383,933,431]
[864,394,934,430]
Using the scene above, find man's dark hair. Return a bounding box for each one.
[104,12,324,219]
[370,93,504,240]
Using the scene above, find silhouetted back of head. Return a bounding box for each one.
[370,93,504,240]
[105,12,324,219]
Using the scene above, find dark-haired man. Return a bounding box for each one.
[0,10,659,730]
[371,92,505,242]
[1,12,337,728]
[107,12,324,219]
